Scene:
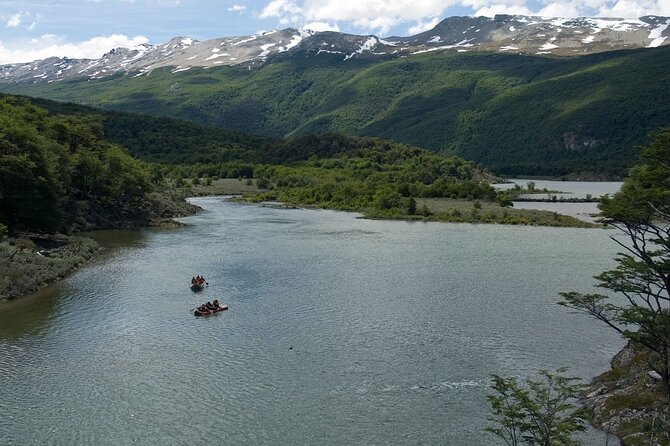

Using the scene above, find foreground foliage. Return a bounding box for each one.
[560,127,670,399]
[486,368,588,446]
[557,127,670,444]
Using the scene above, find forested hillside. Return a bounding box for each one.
[2,45,669,176]
[0,95,493,234]
[0,96,168,235]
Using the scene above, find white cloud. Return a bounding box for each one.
[408,17,441,35]
[26,14,42,31]
[302,21,340,31]
[259,0,670,36]
[260,0,456,35]
[537,2,582,17]
[472,2,532,16]
[228,4,247,12]
[4,11,42,31]
[260,0,302,19]
[6,13,23,28]
[598,0,670,17]
[0,34,149,65]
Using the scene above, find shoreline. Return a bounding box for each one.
[0,189,201,303]
[1,182,644,445]
[1,179,600,303]
[583,342,668,446]
[0,234,101,302]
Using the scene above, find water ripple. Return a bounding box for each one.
[0,198,624,445]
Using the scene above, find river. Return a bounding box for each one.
[494,179,623,222]
[0,196,625,445]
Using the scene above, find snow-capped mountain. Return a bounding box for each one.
[1,15,668,84]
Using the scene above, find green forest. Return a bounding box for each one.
[0,95,179,236]
[3,45,670,176]
[0,94,594,239]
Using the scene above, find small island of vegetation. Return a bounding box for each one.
[0,93,594,302]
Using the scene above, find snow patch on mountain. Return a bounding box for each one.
[278,30,313,52]
[259,43,276,57]
[1,15,668,84]
[540,42,559,51]
[344,37,378,60]
[648,19,670,47]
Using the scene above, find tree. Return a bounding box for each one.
[486,375,526,446]
[560,127,670,399]
[405,196,417,215]
[497,192,514,207]
[0,154,60,235]
[486,368,588,446]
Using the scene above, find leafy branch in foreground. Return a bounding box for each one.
[486,368,588,446]
[559,127,670,400]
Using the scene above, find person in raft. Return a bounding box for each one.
[191,276,197,284]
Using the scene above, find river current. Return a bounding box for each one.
[0,196,624,445]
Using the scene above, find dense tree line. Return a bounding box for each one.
[0,96,152,235]
[2,93,592,235]
[151,134,498,216]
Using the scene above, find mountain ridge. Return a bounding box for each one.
[1,14,669,84]
[2,44,668,177]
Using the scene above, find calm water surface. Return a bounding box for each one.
[0,197,624,445]
[494,179,623,222]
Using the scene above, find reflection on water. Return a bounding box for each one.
[0,230,149,340]
[0,285,63,340]
[0,197,623,445]
[87,228,148,249]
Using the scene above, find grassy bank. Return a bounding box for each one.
[221,182,595,228]
[175,177,596,228]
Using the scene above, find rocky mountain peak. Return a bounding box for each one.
[1,14,668,84]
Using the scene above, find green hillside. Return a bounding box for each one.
[0,95,197,236]
[2,46,669,176]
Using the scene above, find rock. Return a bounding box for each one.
[648,371,663,381]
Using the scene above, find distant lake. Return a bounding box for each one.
[494,179,624,222]
[0,197,623,445]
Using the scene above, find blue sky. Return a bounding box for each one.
[1,0,668,63]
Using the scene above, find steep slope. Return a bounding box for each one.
[3,44,668,176]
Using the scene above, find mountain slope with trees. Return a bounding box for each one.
[2,45,669,176]
[0,95,196,236]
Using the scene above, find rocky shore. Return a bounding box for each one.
[0,235,100,301]
[583,342,669,445]
[0,189,200,302]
